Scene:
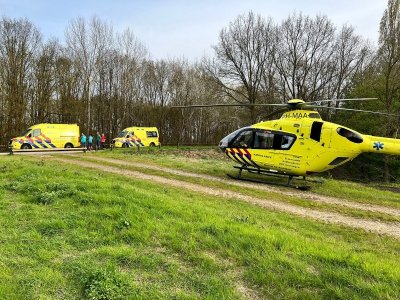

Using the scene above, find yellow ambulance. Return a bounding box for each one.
[112,127,160,148]
[9,123,80,150]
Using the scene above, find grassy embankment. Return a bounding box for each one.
[0,147,399,299]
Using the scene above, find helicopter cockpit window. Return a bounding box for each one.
[228,128,296,150]
[337,127,363,144]
[253,131,274,149]
[230,130,254,148]
[281,135,295,149]
[220,127,251,149]
[252,131,296,150]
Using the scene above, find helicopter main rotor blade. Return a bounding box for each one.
[308,105,400,117]
[172,103,288,108]
[172,98,379,108]
[307,98,378,105]
[311,98,377,103]
[172,98,396,119]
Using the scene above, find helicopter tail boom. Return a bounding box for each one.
[363,135,400,156]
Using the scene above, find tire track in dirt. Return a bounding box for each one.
[85,156,400,218]
[51,156,400,239]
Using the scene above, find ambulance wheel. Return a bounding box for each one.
[64,143,73,148]
[149,142,155,147]
[122,143,128,148]
[21,144,32,149]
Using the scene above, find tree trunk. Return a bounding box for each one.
[384,155,390,182]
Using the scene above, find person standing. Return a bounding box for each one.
[80,133,87,149]
[101,133,106,149]
[96,132,101,150]
[88,134,93,151]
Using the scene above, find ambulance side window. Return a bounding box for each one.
[126,131,134,138]
[146,131,158,137]
[32,129,41,137]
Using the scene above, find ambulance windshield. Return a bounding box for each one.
[117,131,128,138]
[21,128,32,137]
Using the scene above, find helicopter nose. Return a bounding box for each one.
[219,136,229,152]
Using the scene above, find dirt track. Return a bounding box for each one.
[50,155,400,239]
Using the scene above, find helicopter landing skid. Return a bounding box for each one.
[227,165,321,191]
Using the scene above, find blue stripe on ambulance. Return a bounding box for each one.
[36,141,48,148]
[44,139,56,148]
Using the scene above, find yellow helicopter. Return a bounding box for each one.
[175,98,400,190]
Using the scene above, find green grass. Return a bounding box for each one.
[0,151,399,299]
[99,146,400,206]
[67,148,400,222]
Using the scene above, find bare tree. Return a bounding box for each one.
[207,11,276,123]
[54,52,84,124]
[114,28,149,131]
[377,0,400,112]
[375,0,400,181]
[328,25,372,100]
[0,16,42,142]
[274,13,336,101]
[28,38,62,124]
[64,15,113,132]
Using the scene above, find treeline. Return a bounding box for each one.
[0,10,374,144]
[0,15,226,146]
[1,1,400,180]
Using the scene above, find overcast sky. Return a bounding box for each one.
[0,0,388,61]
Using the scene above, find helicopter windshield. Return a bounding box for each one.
[219,127,251,149]
[230,130,254,148]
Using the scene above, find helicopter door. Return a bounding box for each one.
[310,121,332,148]
[310,122,323,142]
[253,131,274,149]
[251,130,275,168]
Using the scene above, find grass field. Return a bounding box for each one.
[0,147,399,299]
